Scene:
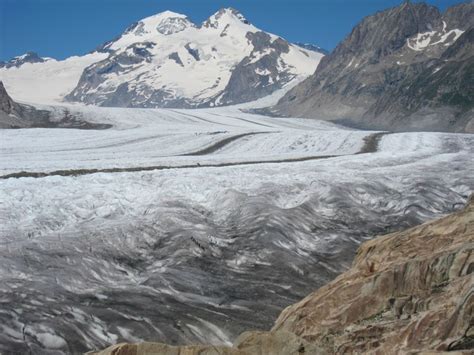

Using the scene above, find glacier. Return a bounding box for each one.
[0,101,473,353]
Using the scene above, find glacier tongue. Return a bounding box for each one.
[0,109,473,353]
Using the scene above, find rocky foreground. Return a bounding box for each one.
[90,197,474,354]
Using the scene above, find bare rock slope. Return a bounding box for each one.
[91,197,474,354]
[269,2,474,133]
[0,81,26,127]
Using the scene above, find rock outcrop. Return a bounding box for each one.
[269,1,474,133]
[0,81,110,129]
[0,80,36,128]
[0,81,21,116]
[90,197,474,354]
[0,51,48,69]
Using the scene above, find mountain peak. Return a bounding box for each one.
[218,7,247,20]
[126,10,196,36]
[203,7,250,28]
[329,0,442,59]
[149,10,189,21]
[392,0,439,18]
[400,0,412,8]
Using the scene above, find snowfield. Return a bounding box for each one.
[0,53,108,105]
[0,101,473,353]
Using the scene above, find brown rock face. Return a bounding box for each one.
[273,196,474,353]
[90,198,474,354]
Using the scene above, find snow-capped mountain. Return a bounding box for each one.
[0,8,324,108]
[67,8,323,108]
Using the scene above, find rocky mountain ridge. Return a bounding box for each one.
[90,196,474,354]
[269,1,474,133]
[294,43,328,55]
[0,52,50,69]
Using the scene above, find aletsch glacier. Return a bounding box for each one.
[0,5,473,355]
[1,103,473,354]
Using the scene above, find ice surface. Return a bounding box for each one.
[0,105,367,175]
[0,101,473,353]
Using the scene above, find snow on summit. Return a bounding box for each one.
[0,8,324,107]
[107,11,196,49]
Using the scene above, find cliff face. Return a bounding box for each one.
[0,81,23,126]
[269,2,474,133]
[0,81,110,129]
[90,197,474,354]
[273,197,474,353]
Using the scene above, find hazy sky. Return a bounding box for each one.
[0,0,465,61]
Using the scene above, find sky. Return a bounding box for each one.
[0,0,465,61]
